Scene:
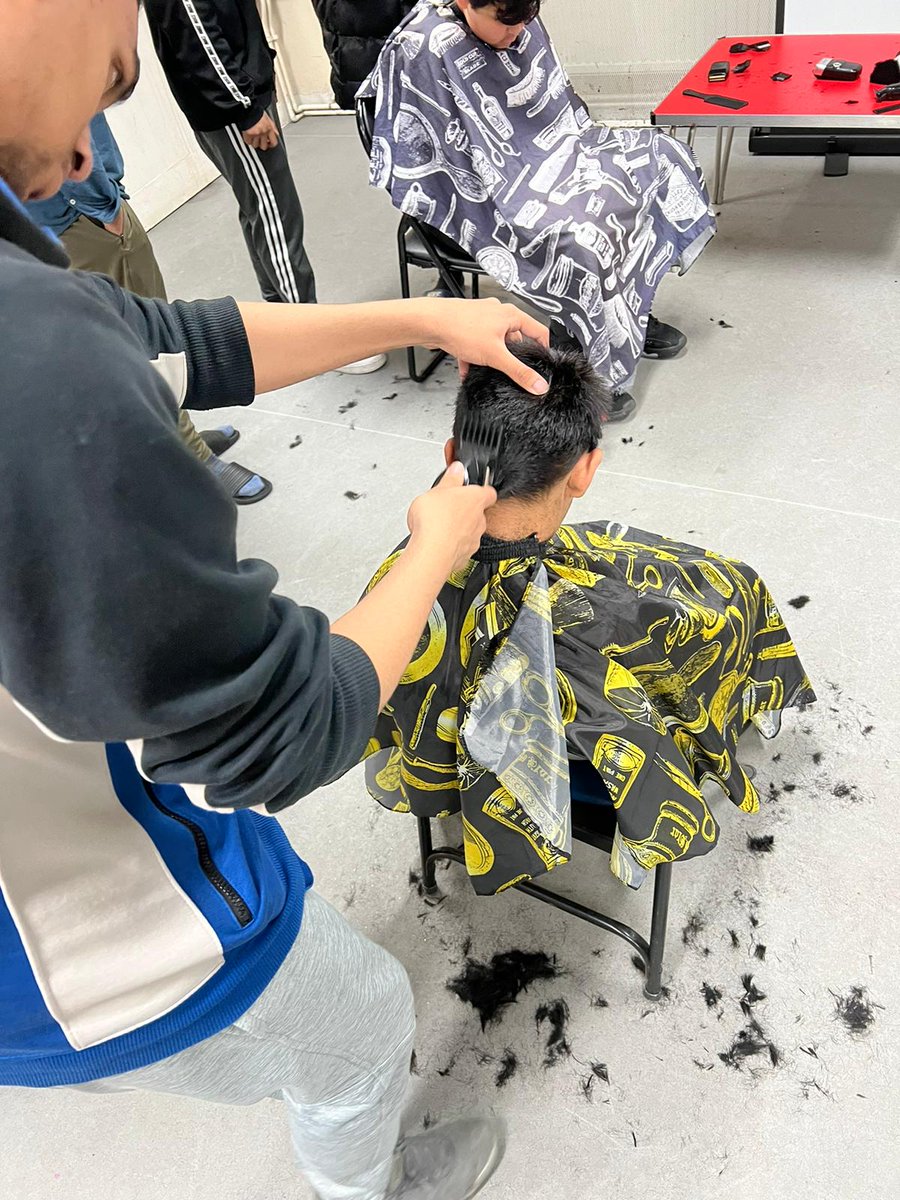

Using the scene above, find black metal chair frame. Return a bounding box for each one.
[415,805,673,1001]
[356,96,485,383]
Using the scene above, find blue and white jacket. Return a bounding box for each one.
[0,182,379,1087]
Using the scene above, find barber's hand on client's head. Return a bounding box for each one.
[407,461,497,574]
[421,298,550,396]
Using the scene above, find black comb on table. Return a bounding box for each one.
[683,89,748,110]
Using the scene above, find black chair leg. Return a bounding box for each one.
[643,861,673,1000]
[416,816,439,895]
[471,272,480,299]
[397,220,449,383]
[397,219,413,302]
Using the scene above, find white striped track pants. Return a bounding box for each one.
[196,106,317,305]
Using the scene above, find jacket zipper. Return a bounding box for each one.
[140,779,254,928]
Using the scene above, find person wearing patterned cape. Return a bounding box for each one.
[360,0,716,409]
[363,342,815,895]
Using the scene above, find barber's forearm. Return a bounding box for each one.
[238,299,438,394]
[330,540,450,710]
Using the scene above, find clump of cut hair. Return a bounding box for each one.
[453,339,609,500]
[470,0,543,25]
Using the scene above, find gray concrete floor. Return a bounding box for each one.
[4,117,900,1199]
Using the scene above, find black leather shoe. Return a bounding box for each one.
[605,391,637,422]
[643,314,687,360]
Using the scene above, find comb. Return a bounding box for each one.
[455,411,504,488]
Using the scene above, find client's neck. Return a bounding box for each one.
[485,499,561,544]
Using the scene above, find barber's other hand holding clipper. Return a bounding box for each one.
[407,461,496,574]
[332,462,495,708]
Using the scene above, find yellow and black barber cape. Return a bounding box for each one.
[362,522,815,894]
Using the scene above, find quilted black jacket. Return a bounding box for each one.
[310,0,417,109]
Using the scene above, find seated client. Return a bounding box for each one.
[360,0,716,421]
[363,342,815,895]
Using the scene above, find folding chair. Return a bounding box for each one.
[355,95,487,383]
[415,760,673,1001]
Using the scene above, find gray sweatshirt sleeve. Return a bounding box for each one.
[0,264,379,811]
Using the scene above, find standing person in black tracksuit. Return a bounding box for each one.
[144,0,387,374]
[144,1,317,309]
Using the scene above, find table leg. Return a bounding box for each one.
[714,127,736,206]
[686,124,697,149]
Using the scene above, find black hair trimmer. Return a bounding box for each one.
[454,411,504,489]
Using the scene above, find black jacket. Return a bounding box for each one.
[144,0,277,132]
[310,0,417,109]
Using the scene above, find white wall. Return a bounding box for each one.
[267,0,334,107]
[269,0,780,120]
[544,0,778,116]
[781,1,897,34]
[107,12,218,228]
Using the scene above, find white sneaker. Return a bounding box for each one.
[386,1117,506,1200]
[336,353,388,375]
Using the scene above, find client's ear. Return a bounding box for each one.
[566,448,603,498]
[444,438,456,468]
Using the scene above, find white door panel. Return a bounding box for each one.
[106,11,219,230]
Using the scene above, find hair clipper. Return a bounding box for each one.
[454,411,505,489]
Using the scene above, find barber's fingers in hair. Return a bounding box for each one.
[511,310,550,348]
[457,346,548,395]
[493,344,549,396]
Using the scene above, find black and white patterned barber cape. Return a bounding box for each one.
[360,0,717,388]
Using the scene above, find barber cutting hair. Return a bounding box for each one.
[0,2,551,1197]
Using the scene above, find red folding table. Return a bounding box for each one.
[653,34,900,203]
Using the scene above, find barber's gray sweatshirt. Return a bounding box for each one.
[0,182,380,1087]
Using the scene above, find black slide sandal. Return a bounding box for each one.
[207,457,273,505]
[200,425,240,455]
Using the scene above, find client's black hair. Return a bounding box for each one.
[469,0,543,26]
[453,340,608,500]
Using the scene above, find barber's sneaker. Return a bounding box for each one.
[604,391,637,423]
[642,314,687,360]
[386,1117,506,1200]
[336,353,388,375]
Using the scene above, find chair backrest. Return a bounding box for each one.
[355,95,376,156]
